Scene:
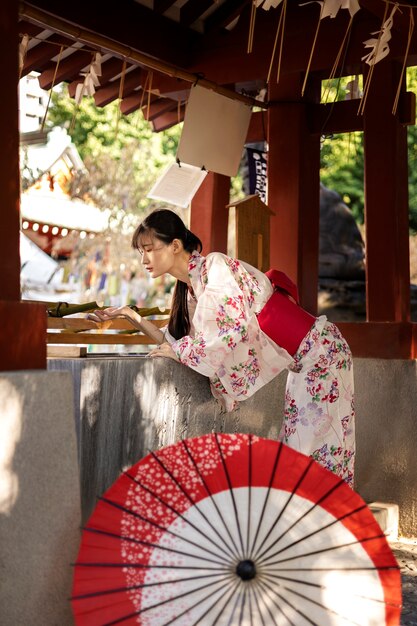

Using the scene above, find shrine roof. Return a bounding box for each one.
[19,0,417,132]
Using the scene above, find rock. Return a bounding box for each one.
[319,184,365,279]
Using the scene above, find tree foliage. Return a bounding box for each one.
[320,69,417,232]
[47,85,182,230]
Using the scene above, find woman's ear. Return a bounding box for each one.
[172,238,183,254]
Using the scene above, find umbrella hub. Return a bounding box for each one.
[236,559,257,581]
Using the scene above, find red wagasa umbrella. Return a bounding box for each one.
[71,433,401,625]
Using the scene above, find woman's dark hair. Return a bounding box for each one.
[132,209,202,340]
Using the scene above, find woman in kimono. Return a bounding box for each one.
[89,208,355,487]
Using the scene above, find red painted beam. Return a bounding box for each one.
[21,33,75,77]
[1,0,46,371]
[23,0,199,68]
[192,5,414,86]
[246,93,416,144]
[151,105,185,132]
[246,110,267,143]
[190,172,230,254]
[267,74,321,315]
[363,61,410,322]
[150,73,190,101]
[1,0,20,303]
[94,68,143,107]
[0,301,46,370]
[337,322,414,359]
[309,92,416,135]
[121,95,175,118]
[38,50,94,90]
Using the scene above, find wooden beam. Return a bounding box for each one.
[1,301,46,370]
[309,92,416,135]
[125,96,176,119]
[1,0,21,302]
[193,5,416,85]
[181,0,214,27]
[38,49,93,89]
[151,105,185,132]
[246,110,267,143]
[120,92,145,116]
[363,61,410,322]
[20,2,266,110]
[204,0,251,34]
[0,0,46,371]
[21,33,74,76]
[149,72,190,102]
[21,0,198,67]
[153,0,177,14]
[190,172,230,254]
[337,322,414,359]
[360,0,413,34]
[94,68,143,107]
[267,73,321,314]
[120,92,163,116]
[18,20,45,38]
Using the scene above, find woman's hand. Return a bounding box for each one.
[87,306,138,323]
[148,342,179,361]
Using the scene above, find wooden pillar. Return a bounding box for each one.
[267,74,321,314]
[0,0,46,371]
[363,61,410,322]
[1,0,20,302]
[190,171,230,254]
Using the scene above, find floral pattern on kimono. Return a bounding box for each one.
[168,252,355,486]
[280,317,355,487]
[170,252,293,411]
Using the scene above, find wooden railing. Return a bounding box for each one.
[47,316,168,346]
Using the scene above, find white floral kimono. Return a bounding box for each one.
[167,251,355,486]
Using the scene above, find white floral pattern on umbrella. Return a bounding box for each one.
[72,434,401,625]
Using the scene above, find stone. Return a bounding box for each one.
[0,370,80,625]
[319,183,365,279]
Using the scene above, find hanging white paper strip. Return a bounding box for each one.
[75,52,102,104]
[362,4,398,66]
[147,162,208,208]
[300,0,360,19]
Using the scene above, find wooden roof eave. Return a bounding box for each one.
[19,1,267,112]
[20,0,198,68]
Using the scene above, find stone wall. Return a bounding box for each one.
[48,355,417,536]
[1,358,416,624]
[0,370,80,626]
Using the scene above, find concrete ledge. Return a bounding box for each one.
[0,370,80,625]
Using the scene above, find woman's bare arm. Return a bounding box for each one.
[87,306,165,345]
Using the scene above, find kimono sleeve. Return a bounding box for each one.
[171,255,252,378]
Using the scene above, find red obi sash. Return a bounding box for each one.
[257,269,315,357]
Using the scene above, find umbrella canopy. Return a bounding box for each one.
[72,434,401,625]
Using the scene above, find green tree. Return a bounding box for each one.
[48,85,244,228]
[320,69,417,232]
[320,132,364,223]
[47,85,182,229]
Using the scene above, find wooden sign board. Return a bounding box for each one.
[227,195,274,272]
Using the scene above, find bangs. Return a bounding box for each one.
[132,225,155,250]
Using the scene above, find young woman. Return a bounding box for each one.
[89,208,355,487]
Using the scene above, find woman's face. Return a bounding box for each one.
[137,234,175,279]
